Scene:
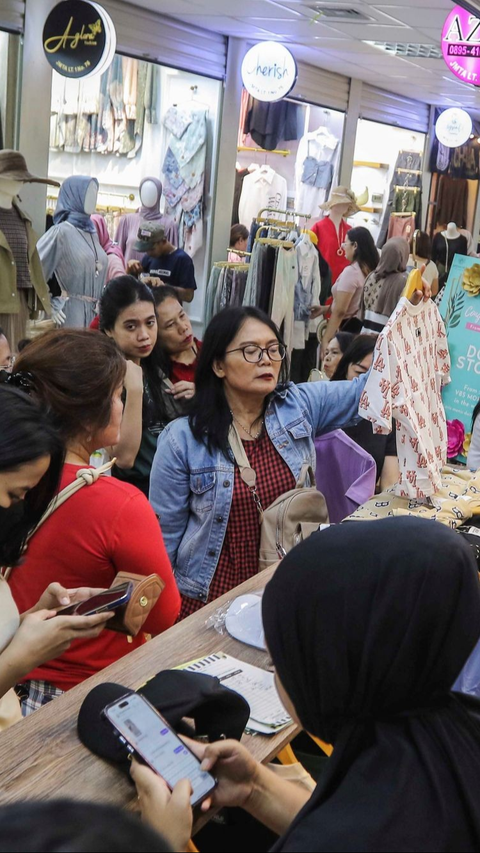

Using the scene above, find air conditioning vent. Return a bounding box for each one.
[365,41,442,59]
[309,6,373,23]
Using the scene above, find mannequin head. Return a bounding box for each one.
[445,222,460,239]
[84,180,98,215]
[140,178,162,210]
[0,178,23,209]
[329,202,350,219]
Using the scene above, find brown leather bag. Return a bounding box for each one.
[108,571,165,637]
[229,425,329,572]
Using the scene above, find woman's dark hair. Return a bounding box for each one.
[189,306,289,455]
[230,224,249,247]
[331,334,377,382]
[411,230,432,261]
[152,284,183,310]
[0,800,170,852]
[99,275,171,415]
[13,329,126,444]
[0,386,64,566]
[331,331,354,355]
[346,227,379,277]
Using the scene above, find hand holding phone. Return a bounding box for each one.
[56,582,133,617]
[104,693,217,807]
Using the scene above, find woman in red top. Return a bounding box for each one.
[9,329,180,712]
[311,187,360,286]
[153,285,202,396]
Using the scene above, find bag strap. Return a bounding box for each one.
[2,459,115,580]
[228,425,264,520]
[295,463,316,489]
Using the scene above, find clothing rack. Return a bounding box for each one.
[238,145,291,157]
[255,237,295,248]
[391,211,416,217]
[256,207,312,230]
[213,261,249,269]
[227,248,251,256]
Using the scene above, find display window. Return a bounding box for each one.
[350,119,426,247]
[233,89,345,232]
[46,54,222,322]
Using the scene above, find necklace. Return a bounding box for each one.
[230,411,264,440]
[332,218,346,257]
[76,228,103,277]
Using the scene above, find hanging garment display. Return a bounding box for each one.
[293,234,322,350]
[162,105,208,258]
[270,245,298,354]
[232,167,249,226]
[377,150,423,248]
[49,59,158,159]
[295,129,340,226]
[243,96,302,151]
[359,297,451,499]
[435,175,469,228]
[204,263,250,327]
[238,166,288,228]
[387,214,416,241]
[432,231,468,291]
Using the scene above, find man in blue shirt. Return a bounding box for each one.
[128,223,197,303]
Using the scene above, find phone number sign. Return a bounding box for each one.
[442,5,480,86]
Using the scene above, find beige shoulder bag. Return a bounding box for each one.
[229,426,329,572]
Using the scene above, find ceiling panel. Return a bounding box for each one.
[122,0,480,111]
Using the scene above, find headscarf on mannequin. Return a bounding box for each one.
[139,177,163,220]
[263,518,480,852]
[53,176,98,233]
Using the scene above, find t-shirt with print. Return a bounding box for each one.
[358,297,450,499]
[142,249,197,292]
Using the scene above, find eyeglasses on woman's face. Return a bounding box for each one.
[224,343,286,363]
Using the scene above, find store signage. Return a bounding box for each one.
[439,255,480,460]
[442,5,480,86]
[43,0,116,79]
[241,42,297,102]
[435,108,472,148]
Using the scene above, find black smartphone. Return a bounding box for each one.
[56,582,133,616]
[104,693,217,807]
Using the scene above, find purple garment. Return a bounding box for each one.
[115,210,178,263]
[315,430,377,523]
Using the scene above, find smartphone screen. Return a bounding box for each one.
[57,582,132,616]
[105,693,216,806]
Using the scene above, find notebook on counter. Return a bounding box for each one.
[177,652,292,735]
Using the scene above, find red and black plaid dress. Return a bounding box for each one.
[178,429,295,620]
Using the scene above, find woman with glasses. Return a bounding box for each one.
[150,306,374,619]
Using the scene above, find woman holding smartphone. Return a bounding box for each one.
[8,330,180,714]
[0,386,112,731]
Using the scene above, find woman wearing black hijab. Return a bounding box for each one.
[132,517,480,852]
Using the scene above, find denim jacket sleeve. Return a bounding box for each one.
[295,372,369,435]
[149,424,190,567]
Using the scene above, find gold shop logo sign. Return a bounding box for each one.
[44,17,102,54]
[43,1,116,79]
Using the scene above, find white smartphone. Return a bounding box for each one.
[104,692,217,807]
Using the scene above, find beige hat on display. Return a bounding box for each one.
[320,186,363,216]
[0,150,60,186]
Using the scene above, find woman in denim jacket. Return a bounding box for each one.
[150,305,373,619]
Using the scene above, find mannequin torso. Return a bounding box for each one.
[312,204,351,285]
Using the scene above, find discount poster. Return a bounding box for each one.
[439,254,480,460]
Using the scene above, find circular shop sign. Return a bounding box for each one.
[442,5,480,86]
[241,42,297,103]
[435,108,472,148]
[43,0,116,79]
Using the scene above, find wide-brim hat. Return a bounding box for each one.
[0,150,60,186]
[320,186,362,216]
